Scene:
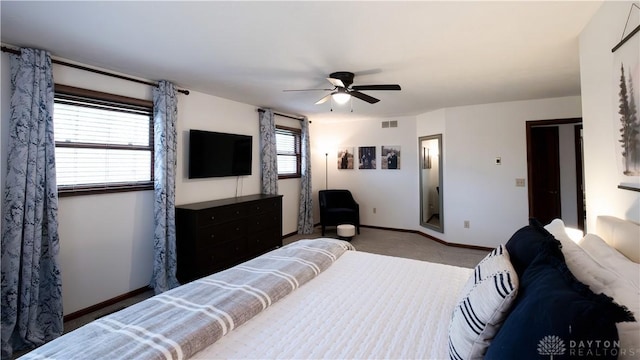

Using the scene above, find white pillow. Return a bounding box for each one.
[569,238,640,359]
[544,218,578,245]
[545,219,639,358]
[545,219,636,291]
[579,233,640,290]
[545,219,614,291]
[449,245,518,360]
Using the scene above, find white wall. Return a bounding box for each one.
[174,91,261,205]
[174,99,303,234]
[57,191,155,313]
[309,115,419,231]
[0,55,302,314]
[174,94,302,235]
[579,1,640,229]
[31,62,157,315]
[418,96,582,248]
[308,97,581,248]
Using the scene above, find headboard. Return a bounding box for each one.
[595,216,640,263]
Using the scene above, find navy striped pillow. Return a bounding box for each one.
[449,245,519,360]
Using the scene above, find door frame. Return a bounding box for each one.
[574,124,585,230]
[526,118,584,227]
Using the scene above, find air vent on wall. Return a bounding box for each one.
[381,120,398,128]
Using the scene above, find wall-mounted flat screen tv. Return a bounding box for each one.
[188,129,252,178]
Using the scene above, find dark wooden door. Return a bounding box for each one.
[529,126,561,224]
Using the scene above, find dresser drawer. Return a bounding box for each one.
[247,228,282,253]
[197,238,247,269]
[246,197,281,216]
[247,212,280,233]
[197,220,246,245]
[196,204,247,227]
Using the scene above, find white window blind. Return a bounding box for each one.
[275,127,301,177]
[54,94,153,193]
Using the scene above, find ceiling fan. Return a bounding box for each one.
[284,71,401,105]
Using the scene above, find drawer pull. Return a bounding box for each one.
[236,211,240,215]
[210,234,215,238]
[211,216,215,220]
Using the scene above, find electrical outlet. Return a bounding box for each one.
[464,220,470,228]
[516,178,526,187]
[373,207,377,214]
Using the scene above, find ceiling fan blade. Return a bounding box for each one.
[327,77,345,88]
[283,88,333,92]
[315,93,332,105]
[351,84,401,91]
[349,90,380,104]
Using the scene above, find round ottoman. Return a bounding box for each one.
[337,224,356,241]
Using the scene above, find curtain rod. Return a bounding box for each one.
[257,108,306,122]
[1,46,190,95]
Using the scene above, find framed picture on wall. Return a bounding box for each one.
[381,145,401,170]
[358,146,376,169]
[612,7,640,192]
[337,147,355,169]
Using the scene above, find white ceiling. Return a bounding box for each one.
[1,1,602,119]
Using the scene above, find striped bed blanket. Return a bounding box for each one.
[20,238,355,360]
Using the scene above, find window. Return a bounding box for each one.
[53,85,154,196]
[275,125,301,179]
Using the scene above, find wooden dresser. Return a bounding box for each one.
[175,194,283,283]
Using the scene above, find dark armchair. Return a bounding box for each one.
[319,190,360,236]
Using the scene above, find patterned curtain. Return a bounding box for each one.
[150,80,180,294]
[259,109,278,195]
[297,117,314,234]
[1,48,63,358]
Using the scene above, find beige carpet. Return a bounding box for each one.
[285,226,488,269]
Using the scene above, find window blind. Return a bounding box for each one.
[53,95,153,191]
[276,129,299,175]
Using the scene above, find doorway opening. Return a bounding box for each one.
[526,118,585,231]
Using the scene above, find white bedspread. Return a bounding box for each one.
[193,250,473,359]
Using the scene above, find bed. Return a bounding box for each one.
[19,216,639,360]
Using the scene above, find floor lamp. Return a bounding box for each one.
[325,153,328,189]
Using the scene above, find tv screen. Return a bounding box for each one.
[188,130,252,178]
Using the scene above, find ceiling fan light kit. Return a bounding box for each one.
[286,71,401,110]
[332,90,351,105]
